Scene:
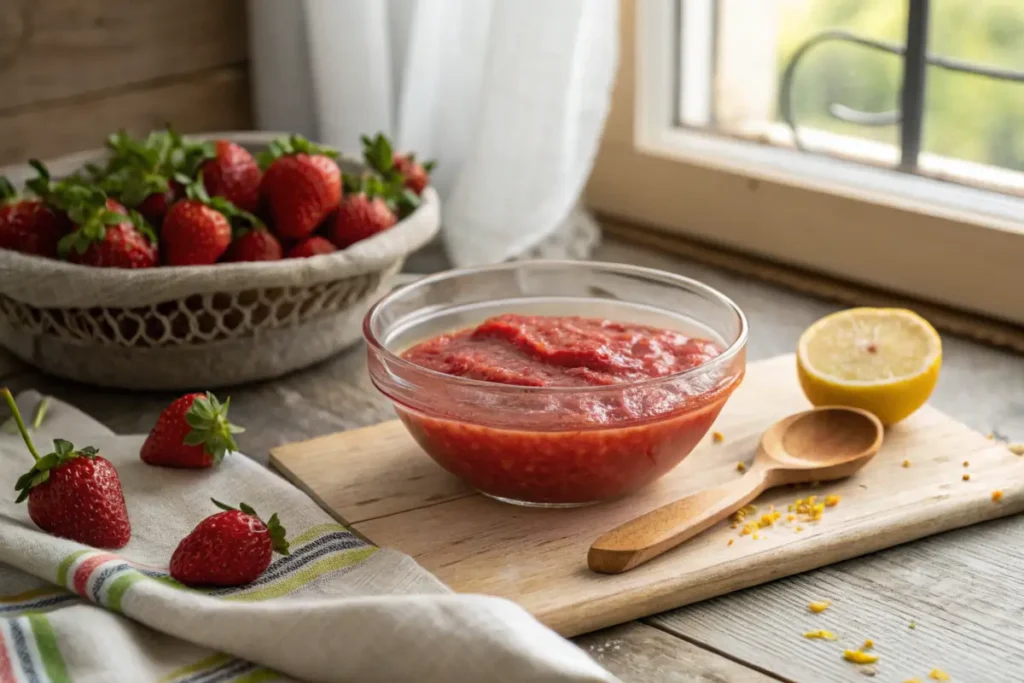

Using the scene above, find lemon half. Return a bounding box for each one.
[797,308,942,424]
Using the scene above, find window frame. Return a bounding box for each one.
[586,0,1024,325]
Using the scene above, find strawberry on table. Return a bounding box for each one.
[224,227,283,262]
[329,174,398,249]
[141,392,243,468]
[2,388,131,549]
[202,140,262,214]
[0,172,69,258]
[258,135,341,240]
[162,176,264,266]
[286,235,337,258]
[170,499,289,587]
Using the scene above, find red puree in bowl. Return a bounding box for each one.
[398,314,740,504]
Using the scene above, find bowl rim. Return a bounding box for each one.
[363,259,749,396]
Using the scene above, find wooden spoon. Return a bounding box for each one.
[588,406,884,574]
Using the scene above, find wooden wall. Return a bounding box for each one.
[0,0,253,166]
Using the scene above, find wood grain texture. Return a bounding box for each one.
[649,513,1024,682]
[270,354,1024,637]
[0,0,247,112]
[0,66,251,165]
[1,372,351,468]
[575,622,780,683]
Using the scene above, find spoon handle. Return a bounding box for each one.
[588,467,771,574]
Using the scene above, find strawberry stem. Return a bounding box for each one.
[1,389,41,462]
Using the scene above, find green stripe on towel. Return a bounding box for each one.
[55,550,89,587]
[226,547,377,602]
[27,614,70,683]
[159,653,232,683]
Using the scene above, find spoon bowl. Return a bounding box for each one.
[588,406,884,574]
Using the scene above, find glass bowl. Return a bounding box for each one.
[363,260,747,507]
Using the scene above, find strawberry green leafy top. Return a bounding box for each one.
[184,392,245,464]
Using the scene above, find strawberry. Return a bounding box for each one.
[140,392,244,468]
[170,499,289,587]
[2,389,131,549]
[225,228,282,262]
[163,177,263,266]
[286,235,337,258]
[360,133,433,212]
[88,128,214,226]
[258,135,341,240]
[392,154,432,195]
[0,175,69,258]
[56,192,159,269]
[329,175,397,249]
[202,140,262,214]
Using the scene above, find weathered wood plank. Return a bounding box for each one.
[0,0,247,112]
[0,371,350,467]
[0,66,251,165]
[649,514,1024,682]
[574,622,780,683]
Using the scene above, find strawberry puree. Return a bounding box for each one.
[398,314,739,504]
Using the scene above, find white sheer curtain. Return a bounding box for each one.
[248,0,618,267]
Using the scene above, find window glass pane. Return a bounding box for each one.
[925,0,1024,172]
[776,0,908,148]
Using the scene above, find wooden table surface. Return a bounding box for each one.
[3,237,1023,682]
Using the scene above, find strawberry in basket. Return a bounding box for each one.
[201,140,263,215]
[86,128,215,227]
[27,165,160,269]
[330,173,398,249]
[0,167,70,258]
[286,236,337,258]
[163,175,270,266]
[361,132,435,199]
[258,135,342,240]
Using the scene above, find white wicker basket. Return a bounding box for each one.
[0,132,441,390]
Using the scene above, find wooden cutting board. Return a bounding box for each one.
[269,354,1024,637]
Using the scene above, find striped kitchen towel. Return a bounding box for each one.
[0,391,617,683]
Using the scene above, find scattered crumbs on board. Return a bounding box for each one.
[909,621,917,630]
[902,459,912,468]
[1009,443,1024,456]
[824,494,841,507]
[736,462,746,472]
[962,474,970,481]
[808,600,831,614]
[712,431,724,444]
[862,639,874,650]
[905,679,923,683]
[992,490,1004,503]
[727,538,734,547]
[929,669,951,681]
[962,460,970,467]
[803,630,837,641]
[843,649,878,665]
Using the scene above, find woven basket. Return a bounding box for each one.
[0,132,441,390]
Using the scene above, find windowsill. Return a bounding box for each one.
[722,122,1024,200]
[639,123,1024,234]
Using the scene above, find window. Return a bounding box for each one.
[587,0,1024,325]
